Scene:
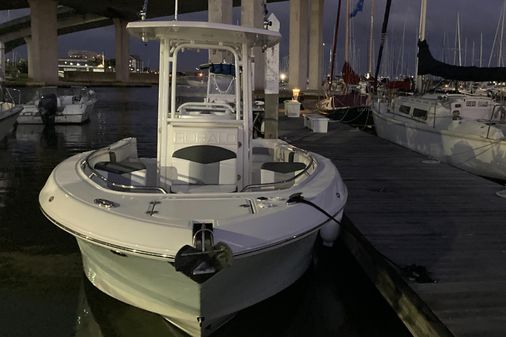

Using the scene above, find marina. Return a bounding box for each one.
[2,87,506,336]
[281,108,506,337]
[2,0,506,336]
[0,86,411,337]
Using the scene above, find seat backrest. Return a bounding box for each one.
[172,145,237,185]
[165,124,241,189]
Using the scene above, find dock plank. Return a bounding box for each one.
[279,116,506,337]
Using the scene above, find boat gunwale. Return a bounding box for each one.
[80,137,320,195]
[40,203,345,261]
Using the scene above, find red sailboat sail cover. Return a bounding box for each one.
[342,62,360,85]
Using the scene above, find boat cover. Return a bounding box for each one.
[418,39,506,82]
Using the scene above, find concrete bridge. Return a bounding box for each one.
[0,0,325,91]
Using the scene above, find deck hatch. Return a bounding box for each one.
[151,198,253,221]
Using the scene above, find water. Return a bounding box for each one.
[0,86,412,337]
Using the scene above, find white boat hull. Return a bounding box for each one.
[39,22,347,337]
[18,96,96,125]
[372,106,506,180]
[0,105,22,140]
[18,106,91,124]
[77,231,318,336]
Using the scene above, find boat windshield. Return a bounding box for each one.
[170,46,241,121]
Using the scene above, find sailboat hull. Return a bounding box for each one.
[372,103,506,180]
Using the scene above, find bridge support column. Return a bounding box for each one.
[24,37,34,79]
[208,0,233,63]
[308,0,324,90]
[28,0,58,84]
[288,0,309,90]
[0,41,4,82]
[242,0,265,91]
[114,18,129,82]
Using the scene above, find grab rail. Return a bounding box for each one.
[80,147,169,194]
[177,102,234,115]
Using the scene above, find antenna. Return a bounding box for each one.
[139,0,149,44]
[139,0,149,20]
[174,0,179,20]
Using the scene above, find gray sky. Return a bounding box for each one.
[2,0,506,77]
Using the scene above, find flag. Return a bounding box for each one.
[350,0,364,18]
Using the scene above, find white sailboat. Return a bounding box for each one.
[39,20,348,337]
[371,0,506,181]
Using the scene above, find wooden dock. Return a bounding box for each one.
[278,114,506,337]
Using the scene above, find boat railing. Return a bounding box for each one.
[177,102,235,117]
[485,104,506,139]
[80,144,169,194]
[241,145,316,192]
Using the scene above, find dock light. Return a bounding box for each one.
[280,73,287,82]
[292,88,300,101]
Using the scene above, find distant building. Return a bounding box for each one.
[129,55,143,73]
[68,50,102,62]
[58,50,148,76]
[58,50,105,77]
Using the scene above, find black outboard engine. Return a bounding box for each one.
[38,93,57,126]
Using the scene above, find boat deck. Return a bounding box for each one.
[279,114,506,337]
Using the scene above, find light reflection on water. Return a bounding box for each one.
[0,86,412,337]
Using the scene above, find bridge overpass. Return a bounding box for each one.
[0,0,324,91]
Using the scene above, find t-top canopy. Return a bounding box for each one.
[127,20,281,49]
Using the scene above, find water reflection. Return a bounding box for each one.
[77,277,186,337]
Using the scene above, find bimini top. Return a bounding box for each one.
[127,20,281,48]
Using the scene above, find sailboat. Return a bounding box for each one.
[371,0,506,181]
[317,0,371,126]
[39,18,348,337]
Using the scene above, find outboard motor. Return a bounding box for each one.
[38,93,57,126]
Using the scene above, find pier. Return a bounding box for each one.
[279,111,506,337]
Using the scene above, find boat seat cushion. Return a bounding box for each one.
[260,162,306,186]
[94,161,146,174]
[173,145,236,164]
[261,162,306,173]
[172,145,237,186]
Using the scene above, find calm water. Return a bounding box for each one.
[0,87,412,337]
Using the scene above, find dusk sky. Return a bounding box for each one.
[2,0,506,77]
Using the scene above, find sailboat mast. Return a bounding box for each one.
[329,0,342,86]
[368,0,375,75]
[344,0,350,63]
[500,2,505,66]
[480,32,483,67]
[472,40,475,66]
[374,0,392,89]
[457,13,462,66]
[400,19,406,76]
[415,0,427,93]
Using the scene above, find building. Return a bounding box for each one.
[129,55,143,73]
[58,50,105,77]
